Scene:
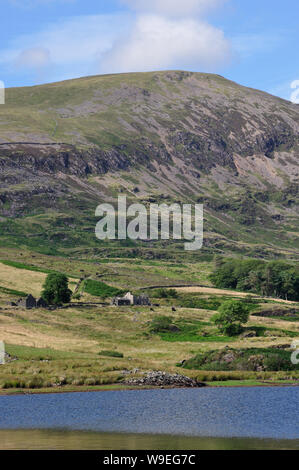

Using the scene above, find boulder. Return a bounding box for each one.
[247,355,265,372]
[222,352,237,363]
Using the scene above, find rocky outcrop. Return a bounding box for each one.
[125,370,204,388]
[253,309,299,318]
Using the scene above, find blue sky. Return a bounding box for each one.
[0,0,298,100]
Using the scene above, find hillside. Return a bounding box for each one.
[0,256,298,392]
[0,70,298,259]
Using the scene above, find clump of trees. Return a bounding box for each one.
[212,300,250,336]
[153,288,178,299]
[42,273,72,305]
[149,316,175,333]
[210,258,299,301]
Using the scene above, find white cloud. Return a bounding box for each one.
[121,0,226,17]
[104,0,231,74]
[267,79,299,101]
[16,47,51,69]
[102,14,231,73]
[0,14,129,69]
[0,0,230,82]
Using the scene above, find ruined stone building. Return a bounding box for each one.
[111,292,151,307]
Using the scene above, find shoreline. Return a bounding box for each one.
[0,380,298,396]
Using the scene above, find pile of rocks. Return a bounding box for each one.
[125,370,204,388]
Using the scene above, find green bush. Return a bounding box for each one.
[98,350,124,358]
[264,354,292,372]
[149,316,174,333]
[182,347,299,372]
[223,323,243,336]
[153,288,178,299]
[212,300,250,336]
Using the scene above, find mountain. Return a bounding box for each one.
[0,71,298,260]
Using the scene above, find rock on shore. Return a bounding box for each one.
[125,371,204,388]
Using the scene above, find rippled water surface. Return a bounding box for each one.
[0,387,298,449]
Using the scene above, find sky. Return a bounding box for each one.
[0,0,298,101]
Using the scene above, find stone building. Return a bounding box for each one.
[112,292,151,307]
[17,294,37,309]
[37,297,48,308]
[111,297,131,306]
[9,295,48,309]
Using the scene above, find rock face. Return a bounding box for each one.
[0,71,298,256]
[253,309,299,318]
[125,370,204,388]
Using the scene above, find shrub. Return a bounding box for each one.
[182,347,299,372]
[26,377,44,389]
[149,316,174,333]
[223,323,243,336]
[98,350,124,358]
[264,354,292,372]
[153,288,178,299]
[212,300,250,336]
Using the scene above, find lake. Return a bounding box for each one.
[0,387,298,450]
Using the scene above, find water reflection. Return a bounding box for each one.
[0,429,298,450]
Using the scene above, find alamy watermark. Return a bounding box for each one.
[290,80,299,104]
[0,341,5,365]
[0,81,5,105]
[95,196,203,251]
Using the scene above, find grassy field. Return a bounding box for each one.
[0,248,298,393]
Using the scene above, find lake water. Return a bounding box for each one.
[0,387,298,450]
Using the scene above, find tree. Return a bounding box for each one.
[280,270,298,301]
[42,273,72,305]
[212,300,250,336]
[149,316,174,333]
[209,258,299,301]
